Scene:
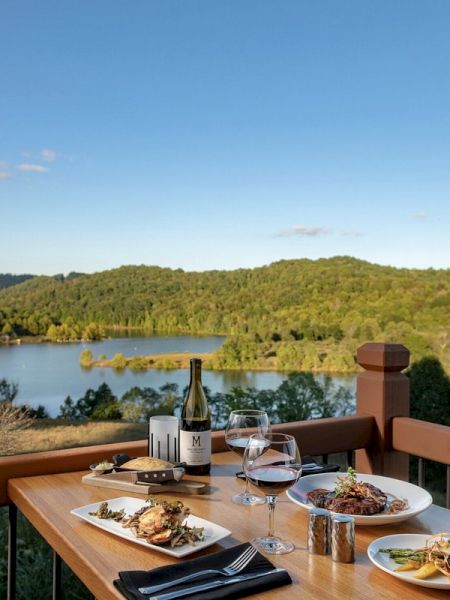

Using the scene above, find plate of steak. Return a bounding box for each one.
[287,472,432,525]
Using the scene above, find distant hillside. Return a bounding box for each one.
[1,257,450,371]
[0,273,35,289]
[0,271,85,290]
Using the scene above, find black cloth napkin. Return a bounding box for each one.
[300,455,340,475]
[114,542,292,600]
[236,455,340,480]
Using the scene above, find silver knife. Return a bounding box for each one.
[97,467,185,484]
[147,568,288,600]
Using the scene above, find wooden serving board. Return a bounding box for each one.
[82,473,207,495]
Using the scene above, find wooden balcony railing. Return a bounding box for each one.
[354,342,450,508]
[392,417,450,507]
[0,415,374,506]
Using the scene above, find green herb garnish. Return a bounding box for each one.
[89,501,125,521]
[334,467,357,497]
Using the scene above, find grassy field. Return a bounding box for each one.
[13,419,147,454]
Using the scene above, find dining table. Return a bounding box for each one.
[7,451,450,600]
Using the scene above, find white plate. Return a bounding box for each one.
[70,496,231,558]
[286,472,432,525]
[368,534,450,589]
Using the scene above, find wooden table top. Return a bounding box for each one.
[8,452,450,600]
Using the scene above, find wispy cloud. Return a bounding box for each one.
[412,212,427,221]
[16,163,48,173]
[277,225,333,238]
[0,160,9,170]
[341,230,363,237]
[40,148,57,161]
[0,172,12,181]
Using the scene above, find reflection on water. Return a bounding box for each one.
[0,335,355,417]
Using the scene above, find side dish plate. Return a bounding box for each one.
[70,496,231,557]
[368,534,450,589]
[286,472,432,525]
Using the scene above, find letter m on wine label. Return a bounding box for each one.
[180,429,211,465]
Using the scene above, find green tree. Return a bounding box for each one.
[275,372,324,422]
[407,357,450,426]
[82,322,104,341]
[111,353,127,369]
[0,378,18,402]
[58,396,78,420]
[406,356,450,493]
[80,349,94,368]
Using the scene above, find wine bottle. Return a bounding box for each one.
[180,358,211,475]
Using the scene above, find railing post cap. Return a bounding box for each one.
[357,343,410,371]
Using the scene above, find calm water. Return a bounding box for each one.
[0,335,355,417]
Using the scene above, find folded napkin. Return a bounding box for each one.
[114,542,292,600]
[236,455,340,480]
[300,455,340,475]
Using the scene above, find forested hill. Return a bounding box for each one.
[1,257,450,371]
[0,271,85,290]
[0,274,34,289]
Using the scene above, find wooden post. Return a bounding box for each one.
[355,343,410,481]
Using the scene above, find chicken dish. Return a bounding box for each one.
[89,497,204,547]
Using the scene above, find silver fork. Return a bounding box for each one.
[138,545,258,595]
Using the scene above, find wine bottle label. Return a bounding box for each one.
[179,430,211,466]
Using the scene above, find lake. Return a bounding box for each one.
[0,335,356,417]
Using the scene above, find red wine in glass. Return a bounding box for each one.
[243,432,302,554]
[225,410,270,506]
[246,466,300,495]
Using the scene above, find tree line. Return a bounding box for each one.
[58,373,355,429]
[1,257,450,371]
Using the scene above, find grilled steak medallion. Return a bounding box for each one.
[307,482,387,515]
[306,488,332,509]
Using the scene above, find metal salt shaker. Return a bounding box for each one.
[307,507,331,554]
[331,514,355,563]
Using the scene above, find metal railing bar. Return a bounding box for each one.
[53,551,62,600]
[322,454,328,465]
[347,450,354,469]
[7,504,17,600]
[418,457,425,488]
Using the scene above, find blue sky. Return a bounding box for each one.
[1,1,449,274]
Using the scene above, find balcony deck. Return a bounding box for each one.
[1,342,450,599]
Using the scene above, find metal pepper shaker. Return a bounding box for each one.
[307,507,331,555]
[331,514,355,563]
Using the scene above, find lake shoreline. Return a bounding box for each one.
[87,350,360,375]
[1,335,356,417]
[0,329,228,345]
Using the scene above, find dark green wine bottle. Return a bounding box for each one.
[180,358,211,475]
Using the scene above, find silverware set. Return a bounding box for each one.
[145,568,287,600]
[138,545,257,595]
[138,544,287,598]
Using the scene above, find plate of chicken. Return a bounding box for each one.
[286,468,432,525]
[70,496,231,557]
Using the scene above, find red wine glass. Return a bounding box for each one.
[243,432,302,554]
[225,409,270,506]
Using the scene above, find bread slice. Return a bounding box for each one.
[119,456,173,471]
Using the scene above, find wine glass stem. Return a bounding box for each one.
[267,495,277,537]
[243,459,252,495]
